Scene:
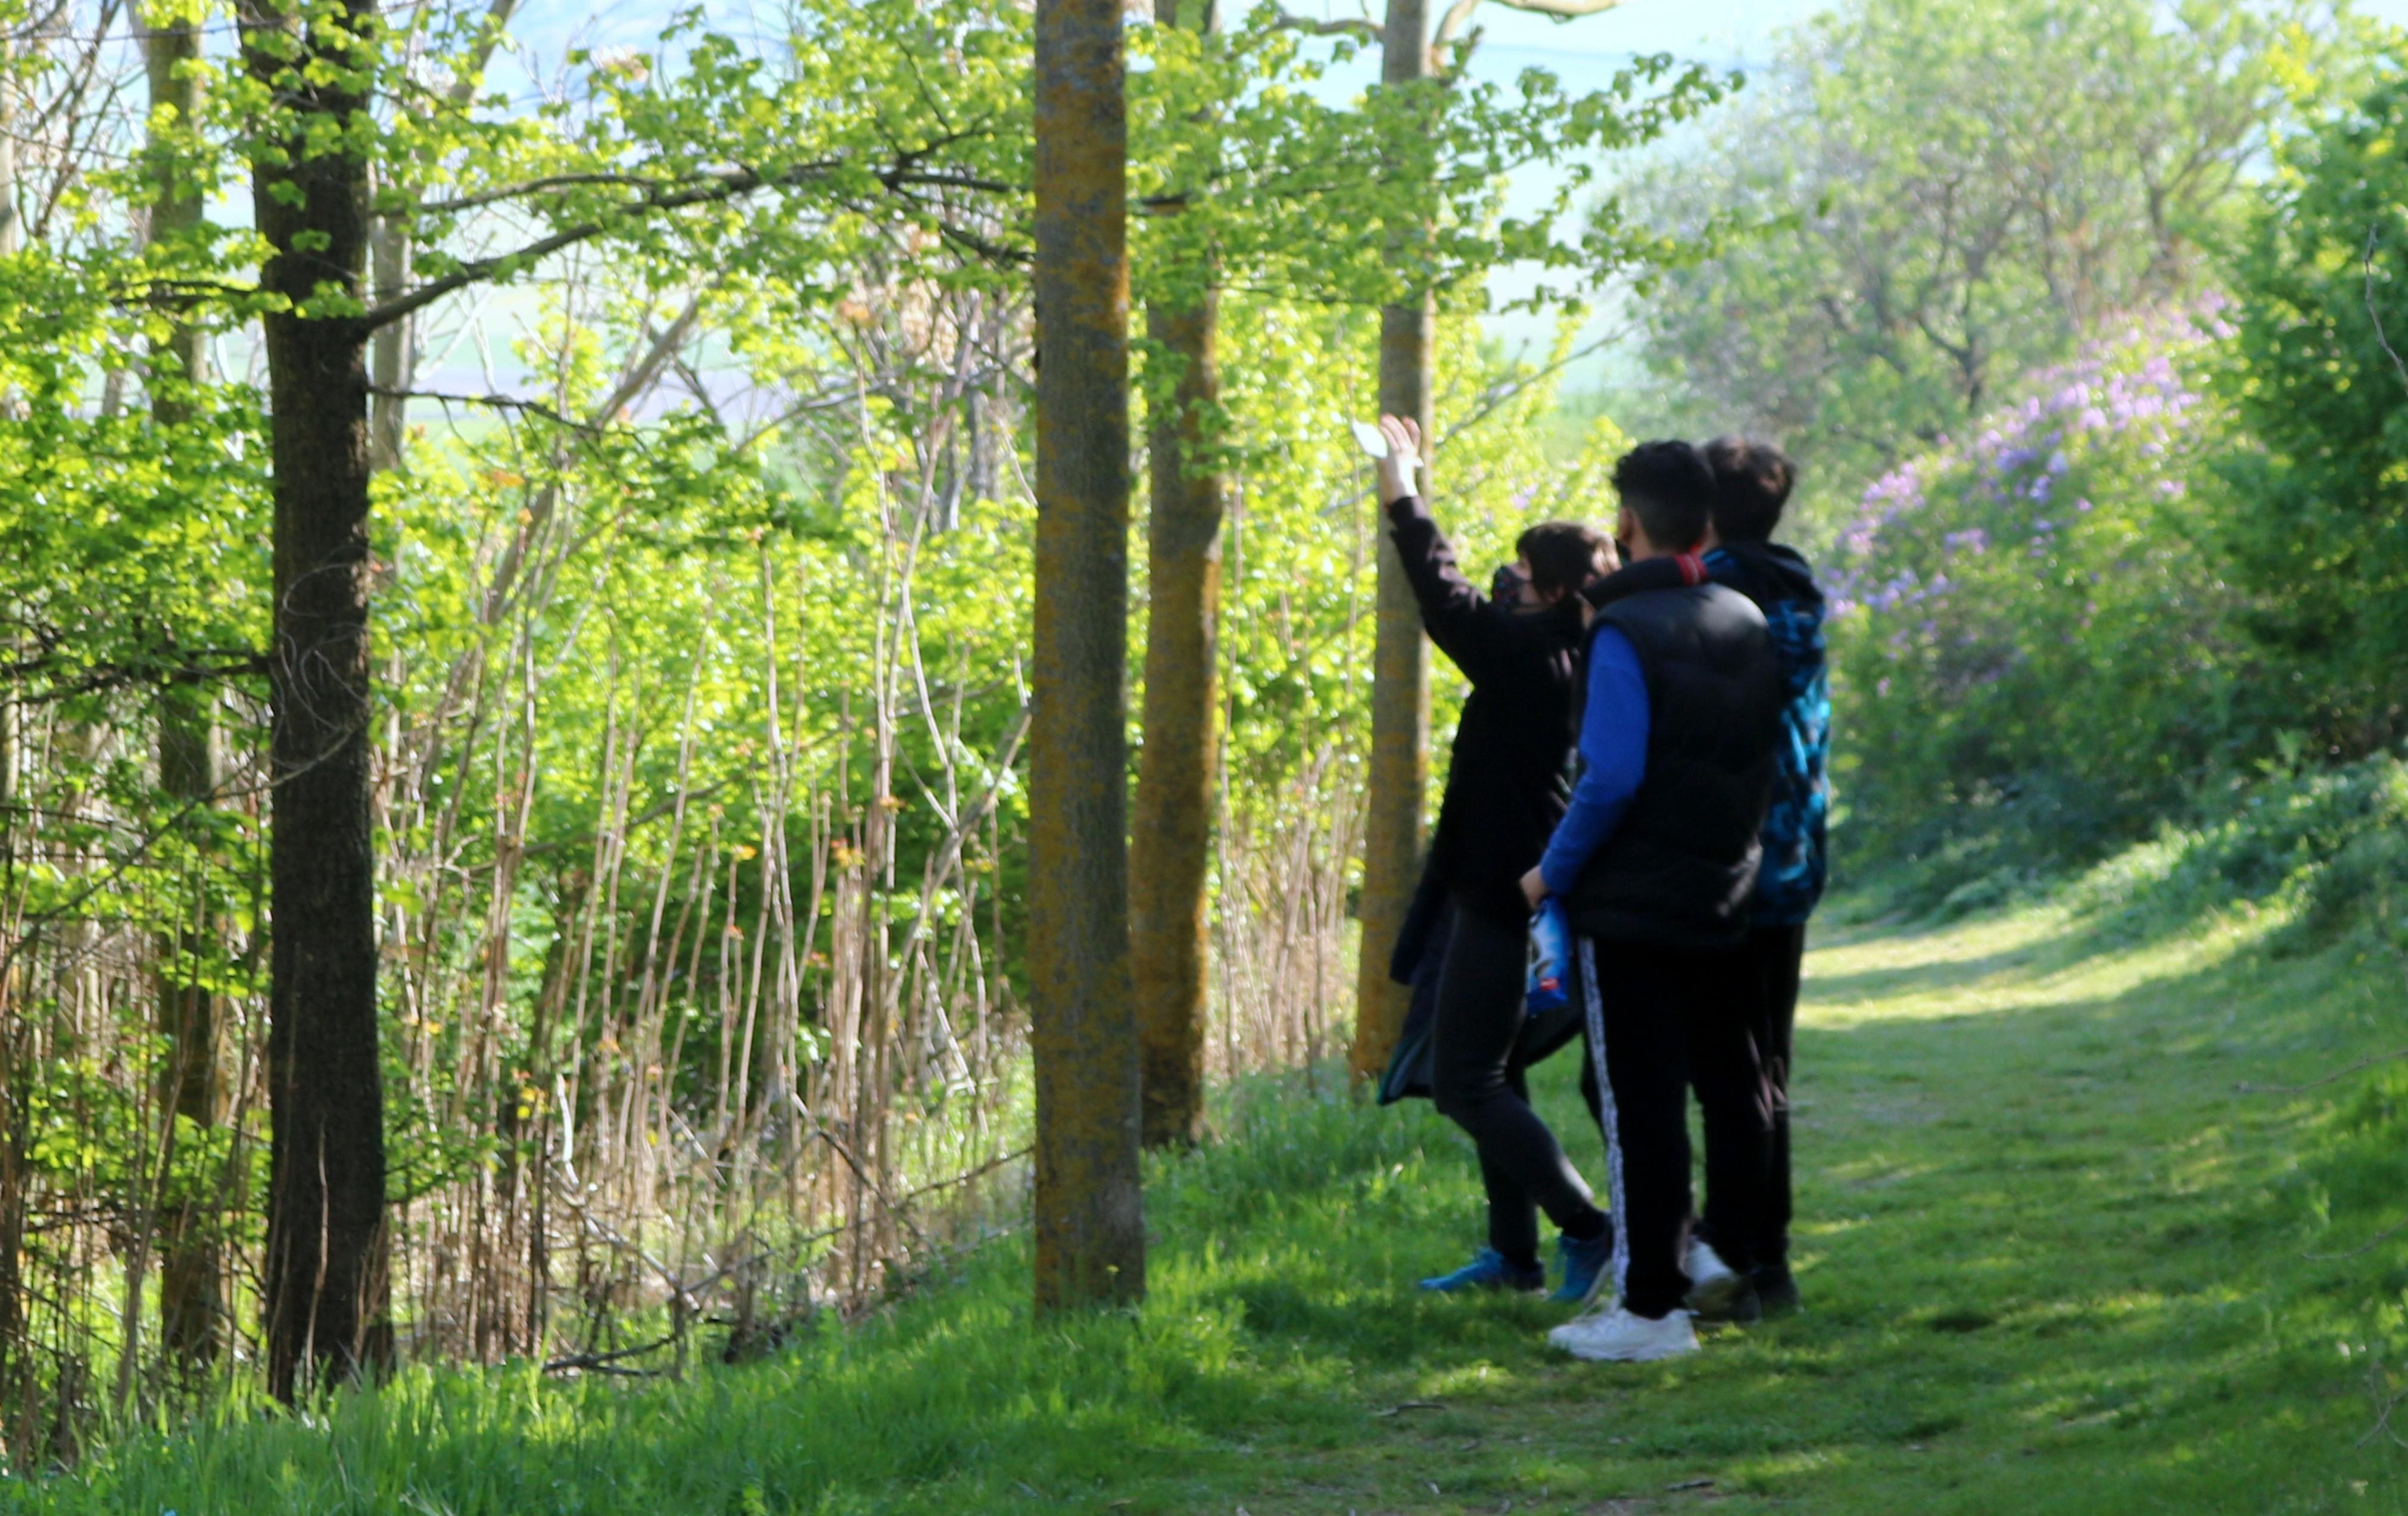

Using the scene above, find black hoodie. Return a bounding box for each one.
[1385,495,1587,927]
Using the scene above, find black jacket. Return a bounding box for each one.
[1386,495,1586,927]
[1587,542,1831,925]
[1562,582,1782,948]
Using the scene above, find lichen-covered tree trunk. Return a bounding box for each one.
[1029,0,1146,1311]
[1131,0,1222,1152]
[242,0,392,1399]
[1350,0,1434,1085]
[140,0,226,1374]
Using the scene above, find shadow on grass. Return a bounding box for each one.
[17,904,2408,1516]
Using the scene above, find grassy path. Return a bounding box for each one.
[18,900,2408,1512]
[1119,903,2408,1514]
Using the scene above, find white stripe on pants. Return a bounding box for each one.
[1578,934,1628,1307]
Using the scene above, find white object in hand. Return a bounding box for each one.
[1349,420,1390,460]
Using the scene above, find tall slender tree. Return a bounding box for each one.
[239,0,393,1398]
[365,0,516,473]
[1347,0,1625,1082]
[140,0,226,1372]
[0,37,23,1406]
[220,0,1028,1392]
[1029,0,1146,1305]
[1349,0,1435,1084]
[1131,0,1222,1150]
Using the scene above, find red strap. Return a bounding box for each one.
[1676,552,1707,585]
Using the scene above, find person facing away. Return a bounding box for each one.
[1577,436,1827,1321]
[1366,412,1618,1305]
[1519,439,1785,1364]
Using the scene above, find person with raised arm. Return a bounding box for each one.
[1368,413,1616,1305]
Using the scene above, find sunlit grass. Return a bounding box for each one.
[10,887,2408,1512]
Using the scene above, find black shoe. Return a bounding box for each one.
[1750,1262,1800,1317]
[1692,1277,1762,1325]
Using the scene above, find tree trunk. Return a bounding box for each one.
[1029,0,1145,1311]
[242,0,392,1399]
[1130,0,1222,1151]
[366,0,516,475]
[1350,0,1433,1085]
[0,39,27,1423]
[140,0,226,1374]
[367,219,413,473]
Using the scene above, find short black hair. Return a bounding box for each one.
[1514,520,1610,598]
[1703,435,1797,542]
[1609,440,1715,553]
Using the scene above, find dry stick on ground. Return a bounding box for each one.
[2234,1046,2408,1094]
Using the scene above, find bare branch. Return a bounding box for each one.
[369,385,600,434]
[1431,0,1482,52]
[2364,220,2408,402]
[361,152,1015,333]
[1270,7,1381,39]
[1483,0,1625,15]
[415,171,677,218]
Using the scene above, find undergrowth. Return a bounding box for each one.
[14,826,2408,1511]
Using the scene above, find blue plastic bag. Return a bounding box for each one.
[1526,896,1570,1016]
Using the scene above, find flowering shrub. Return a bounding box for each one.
[1828,313,2262,869]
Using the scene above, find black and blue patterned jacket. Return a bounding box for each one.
[1703,541,1829,926]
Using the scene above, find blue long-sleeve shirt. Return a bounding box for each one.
[1538,626,1649,895]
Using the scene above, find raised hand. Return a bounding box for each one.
[1374,413,1426,506]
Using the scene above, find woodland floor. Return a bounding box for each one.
[18,893,2408,1512]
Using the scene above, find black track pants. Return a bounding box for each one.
[1575,936,1774,1318]
[1739,922,1805,1266]
[1431,905,1608,1267]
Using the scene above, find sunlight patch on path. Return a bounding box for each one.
[1801,900,2295,1029]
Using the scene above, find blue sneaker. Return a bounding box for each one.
[1553,1228,1613,1304]
[1418,1247,1545,1294]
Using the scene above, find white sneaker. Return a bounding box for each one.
[1549,1303,1699,1362]
[1684,1239,1742,1318]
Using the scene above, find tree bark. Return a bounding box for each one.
[367,0,517,474]
[1350,0,1434,1085]
[1130,0,1222,1150]
[139,0,227,1374]
[241,0,392,1399]
[1029,0,1146,1311]
[367,219,413,473]
[0,40,27,1418]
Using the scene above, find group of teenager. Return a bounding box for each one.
[1368,412,1830,1364]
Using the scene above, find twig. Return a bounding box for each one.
[2235,1046,2408,1094]
[2307,1214,2408,1262]
[543,1333,677,1375]
[811,1127,932,1250]
[369,385,606,435]
[896,1144,1032,1207]
[2365,221,2408,401]
[2362,1347,2408,1449]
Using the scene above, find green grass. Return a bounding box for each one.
[16,891,2408,1513]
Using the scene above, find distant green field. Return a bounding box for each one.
[14,890,2408,1514]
